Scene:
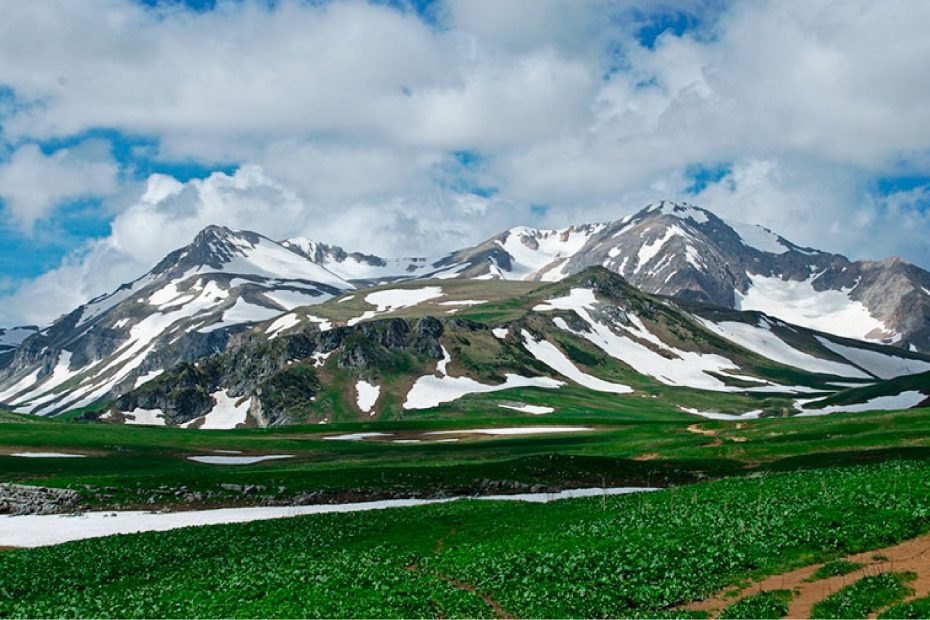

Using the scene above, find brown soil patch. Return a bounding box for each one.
[0,546,22,552]
[686,423,723,448]
[683,533,930,618]
[633,452,661,461]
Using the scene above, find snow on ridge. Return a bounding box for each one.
[696,318,870,379]
[797,390,927,417]
[496,224,604,281]
[533,288,745,392]
[728,221,789,254]
[636,225,686,271]
[814,336,930,379]
[521,330,633,394]
[737,273,889,342]
[347,286,444,326]
[403,344,563,410]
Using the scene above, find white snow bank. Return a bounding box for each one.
[696,318,869,378]
[404,373,562,410]
[679,407,763,421]
[498,403,555,415]
[347,286,444,326]
[187,455,294,465]
[522,330,632,394]
[183,390,250,430]
[426,426,592,436]
[728,221,788,254]
[797,390,927,416]
[737,273,889,342]
[0,486,658,548]
[355,380,381,414]
[492,327,509,339]
[535,288,744,391]
[10,452,87,458]
[323,432,392,441]
[124,408,166,426]
[814,336,930,379]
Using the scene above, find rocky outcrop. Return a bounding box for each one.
[0,483,80,515]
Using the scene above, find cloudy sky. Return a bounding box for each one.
[1,0,929,326]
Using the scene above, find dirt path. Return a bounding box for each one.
[683,533,930,618]
[686,423,723,447]
[406,527,512,619]
[0,546,21,552]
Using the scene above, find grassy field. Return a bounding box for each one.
[4,459,930,617]
[3,405,930,510]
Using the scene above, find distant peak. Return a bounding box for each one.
[636,200,713,224]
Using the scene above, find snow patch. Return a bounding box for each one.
[124,408,166,426]
[497,403,555,415]
[737,273,889,342]
[798,391,927,416]
[348,286,444,326]
[521,330,633,394]
[355,379,381,414]
[814,336,930,379]
[187,455,293,465]
[728,221,789,254]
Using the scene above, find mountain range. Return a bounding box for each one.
[1,201,928,424]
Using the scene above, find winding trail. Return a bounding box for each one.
[683,533,930,618]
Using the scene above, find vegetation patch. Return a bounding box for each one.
[810,572,915,619]
[809,559,865,581]
[718,589,792,619]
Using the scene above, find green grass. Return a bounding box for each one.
[810,572,916,619]
[810,559,865,581]
[4,461,930,617]
[879,595,930,619]
[718,590,792,619]
[5,406,930,510]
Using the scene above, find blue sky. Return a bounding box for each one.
[1,0,930,325]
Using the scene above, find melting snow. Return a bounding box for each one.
[355,380,381,414]
[426,426,592,436]
[696,318,870,378]
[183,390,250,430]
[347,286,444,326]
[187,455,293,464]
[0,486,657,548]
[266,313,300,339]
[124,408,167,426]
[324,432,392,441]
[814,336,930,379]
[403,344,563,410]
[636,226,682,270]
[498,403,555,415]
[680,407,763,421]
[492,327,509,339]
[728,221,789,254]
[536,289,744,391]
[737,273,888,342]
[522,330,633,394]
[797,390,927,416]
[10,452,87,458]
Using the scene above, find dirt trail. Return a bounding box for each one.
[683,533,930,618]
[406,527,512,619]
[686,423,723,447]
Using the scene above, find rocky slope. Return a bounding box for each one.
[0,226,352,415]
[100,269,930,428]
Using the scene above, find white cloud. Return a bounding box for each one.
[2,0,930,325]
[0,142,119,229]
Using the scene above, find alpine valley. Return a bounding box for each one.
[1,201,928,426]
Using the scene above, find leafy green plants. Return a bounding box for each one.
[810,559,865,581]
[810,572,915,619]
[719,589,792,619]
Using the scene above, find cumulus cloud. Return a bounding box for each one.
[1,0,930,325]
[0,141,119,229]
